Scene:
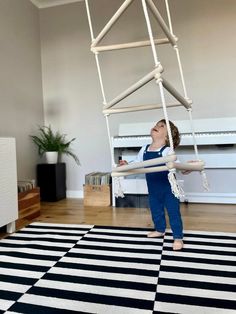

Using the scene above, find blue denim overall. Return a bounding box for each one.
[144,145,183,239]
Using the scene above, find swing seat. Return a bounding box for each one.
[111,157,205,177]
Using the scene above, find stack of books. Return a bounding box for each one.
[85,172,111,186]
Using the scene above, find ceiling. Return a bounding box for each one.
[30,0,83,9]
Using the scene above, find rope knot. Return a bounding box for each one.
[168,169,185,199]
[201,170,210,191]
[113,176,125,198]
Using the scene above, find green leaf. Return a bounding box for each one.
[30,125,80,165]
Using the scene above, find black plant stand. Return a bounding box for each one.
[37,163,66,201]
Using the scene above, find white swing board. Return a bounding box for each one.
[113,154,176,172]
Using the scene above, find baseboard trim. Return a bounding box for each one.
[66,190,83,198]
[66,190,236,204]
[184,192,236,204]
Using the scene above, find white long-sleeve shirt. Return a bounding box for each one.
[134,145,174,162]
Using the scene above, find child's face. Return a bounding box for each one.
[150,121,168,141]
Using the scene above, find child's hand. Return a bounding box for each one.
[119,160,128,166]
[181,160,197,175]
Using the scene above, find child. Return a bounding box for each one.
[120,119,183,250]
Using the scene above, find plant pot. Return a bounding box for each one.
[45,151,58,164]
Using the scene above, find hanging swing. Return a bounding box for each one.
[85,0,209,199]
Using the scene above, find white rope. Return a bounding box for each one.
[85,0,125,198]
[164,0,202,184]
[161,0,209,193]
[174,46,189,99]
[142,0,177,188]
[188,108,199,160]
[85,1,107,104]
[165,0,209,192]
[167,0,209,191]
[105,113,126,198]
[141,0,159,67]
[165,0,194,164]
[168,169,185,199]
[94,52,107,104]
[113,176,125,198]
[201,170,210,191]
[141,0,174,152]
[105,109,126,199]
[165,0,209,194]
[165,0,188,99]
[158,80,175,151]
[105,111,126,198]
[164,0,173,35]
[85,0,95,40]
[105,115,115,167]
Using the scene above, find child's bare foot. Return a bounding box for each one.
[173,239,184,250]
[147,231,164,238]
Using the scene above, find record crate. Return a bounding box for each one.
[83,184,111,206]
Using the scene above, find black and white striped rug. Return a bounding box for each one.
[0,222,235,313]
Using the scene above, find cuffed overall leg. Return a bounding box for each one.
[148,188,166,234]
[164,187,183,239]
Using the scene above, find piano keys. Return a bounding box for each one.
[112,131,236,147]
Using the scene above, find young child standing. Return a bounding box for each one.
[120,119,183,250]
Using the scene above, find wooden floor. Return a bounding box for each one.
[26,199,236,232]
[1,199,236,238]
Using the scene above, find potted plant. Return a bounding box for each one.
[30,125,80,165]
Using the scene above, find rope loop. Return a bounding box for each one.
[168,169,185,199]
[201,170,210,191]
[113,176,125,198]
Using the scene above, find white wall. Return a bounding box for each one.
[0,0,44,180]
[39,0,236,196]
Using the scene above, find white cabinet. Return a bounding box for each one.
[0,138,18,233]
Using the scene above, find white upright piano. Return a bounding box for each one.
[111,117,236,205]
